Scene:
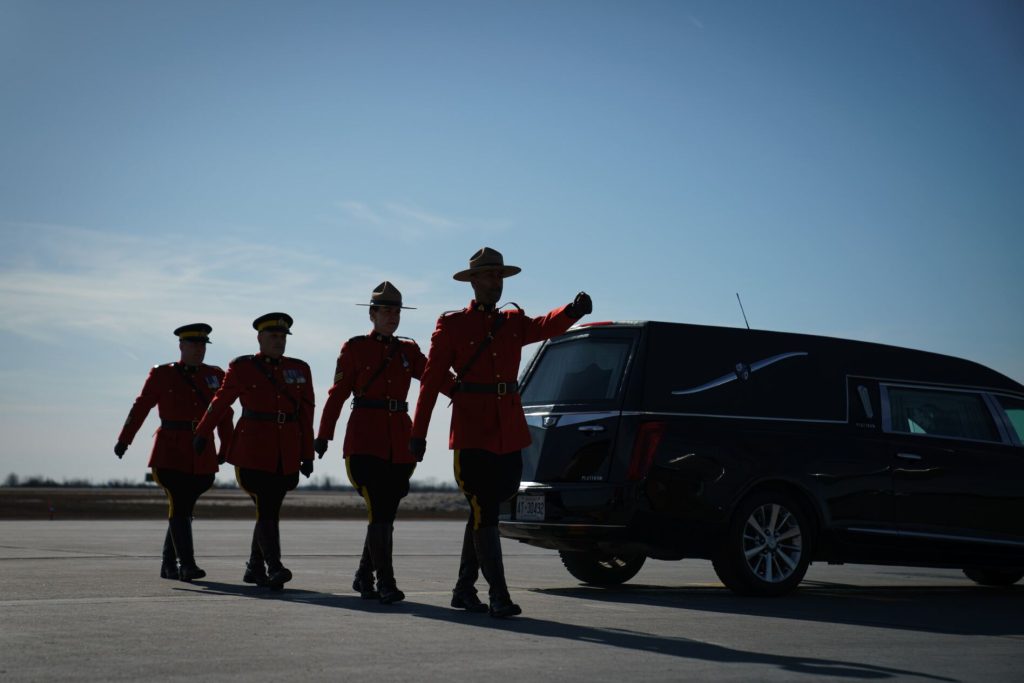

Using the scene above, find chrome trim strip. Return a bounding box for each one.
[672,351,808,396]
[847,527,1024,548]
[523,411,620,428]
[619,410,846,424]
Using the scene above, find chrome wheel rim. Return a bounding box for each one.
[742,503,803,583]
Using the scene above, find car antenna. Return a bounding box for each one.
[736,292,751,330]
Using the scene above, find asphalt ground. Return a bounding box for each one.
[1,520,1022,682]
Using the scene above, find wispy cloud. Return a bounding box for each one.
[688,15,705,31]
[336,200,497,241]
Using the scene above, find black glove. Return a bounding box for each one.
[566,291,593,319]
[114,442,127,459]
[300,460,314,478]
[192,435,207,456]
[216,450,227,465]
[313,438,329,459]
[409,437,426,462]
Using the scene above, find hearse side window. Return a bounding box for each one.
[520,337,631,405]
[885,386,999,442]
[995,396,1024,442]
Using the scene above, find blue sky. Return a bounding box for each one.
[1,0,1022,487]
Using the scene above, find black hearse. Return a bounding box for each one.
[499,321,1024,596]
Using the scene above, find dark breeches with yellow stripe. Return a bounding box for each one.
[345,455,415,524]
[236,466,299,574]
[454,449,523,529]
[152,468,214,575]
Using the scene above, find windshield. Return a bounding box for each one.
[521,334,633,405]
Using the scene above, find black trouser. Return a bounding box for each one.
[151,468,214,567]
[454,449,522,529]
[345,455,415,524]
[236,466,300,570]
[453,449,522,603]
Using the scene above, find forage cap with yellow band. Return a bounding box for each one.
[453,246,521,282]
[174,323,213,344]
[356,281,416,309]
[252,312,293,335]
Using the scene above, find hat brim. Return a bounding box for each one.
[356,303,416,309]
[452,265,521,282]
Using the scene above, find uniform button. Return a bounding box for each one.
[387,379,391,383]
[492,352,497,356]
[496,374,501,378]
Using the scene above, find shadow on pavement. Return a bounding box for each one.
[176,580,953,680]
[533,581,1023,638]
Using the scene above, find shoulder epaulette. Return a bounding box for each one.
[440,309,462,318]
[347,334,369,343]
[397,335,416,342]
[500,302,523,314]
[231,354,255,364]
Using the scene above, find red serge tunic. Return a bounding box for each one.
[411,301,575,454]
[118,363,233,475]
[195,353,315,475]
[318,333,454,464]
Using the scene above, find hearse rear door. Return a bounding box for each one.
[518,328,639,484]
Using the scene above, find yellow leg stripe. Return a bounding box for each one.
[235,465,260,521]
[345,457,373,523]
[453,450,483,530]
[151,468,174,519]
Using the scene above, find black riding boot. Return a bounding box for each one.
[451,521,486,612]
[473,526,521,618]
[243,526,268,585]
[160,526,179,580]
[260,519,292,587]
[170,516,206,582]
[353,532,379,599]
[367,523,404,604]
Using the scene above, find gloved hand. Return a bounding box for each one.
[300,460,314,478]
[216,450,227,465]
[566,291,593,319]
[192,435,207,456]
[313,438,328,459]
[114,442,127,459]
[409,437,426,462]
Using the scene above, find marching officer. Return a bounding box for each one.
[193,313,315,589]
[410,247,592,617]
[314,282,455,604]
[115,323,234,581]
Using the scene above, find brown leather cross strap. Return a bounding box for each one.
[455,310,509,384]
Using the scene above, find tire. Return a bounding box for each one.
[558,550,646,586]
[712,490,812,597]
[963,568,1024,587]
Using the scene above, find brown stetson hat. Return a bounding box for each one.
[452,247,522,282]
[356,281,416,309]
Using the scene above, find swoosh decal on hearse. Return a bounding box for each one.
[671,351,808,396]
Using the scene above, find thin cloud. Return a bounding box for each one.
[335,200,505,241]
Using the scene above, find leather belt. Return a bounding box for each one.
[241,408,298,424]
[351,397,408,412]
[161,419,199,432]
[455,381,519,395]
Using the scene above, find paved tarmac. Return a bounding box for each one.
[1,520,1022,682]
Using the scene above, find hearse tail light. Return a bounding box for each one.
[626,421,666,481]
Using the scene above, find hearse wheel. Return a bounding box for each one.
[713,490,812,597]
[962,568,1024,587]
[559,550,646,586]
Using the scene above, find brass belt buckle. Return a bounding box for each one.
[191,420,199,433]
[277,411,287,424]
[388,399,398,412]
[497,382,507,396]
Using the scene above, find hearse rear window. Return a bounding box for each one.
[521,335,631,405]
[996,396,1024,442]
[885,386,999,442]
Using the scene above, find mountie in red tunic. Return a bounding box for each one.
[318,332,454,464]
[412,300,575,454]
[118,362,233,475]
[195,353,315,475]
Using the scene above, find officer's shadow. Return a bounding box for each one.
[175,581,951,681]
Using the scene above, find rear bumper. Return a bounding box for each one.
[499,520,636,553]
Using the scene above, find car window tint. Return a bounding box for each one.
[995,396,1024,442]
[886,387,999,441]
[521,338,631,404]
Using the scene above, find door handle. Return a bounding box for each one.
[896,452,923,461]
[577,425,605,433]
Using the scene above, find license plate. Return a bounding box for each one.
[516,494,545,521]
